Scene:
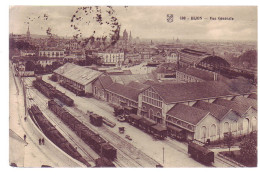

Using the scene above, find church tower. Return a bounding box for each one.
[129,31,132,41]
[26,25,31,41]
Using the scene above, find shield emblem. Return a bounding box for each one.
[167,14,174,23]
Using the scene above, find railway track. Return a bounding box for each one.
[24,79,96,166]
[67,105,155,167]
[26,77,241,168]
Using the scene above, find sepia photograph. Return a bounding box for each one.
[9,5,257,168]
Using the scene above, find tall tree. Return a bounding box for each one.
[239,132,257,166]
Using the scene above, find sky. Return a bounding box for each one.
[9,6,257,41]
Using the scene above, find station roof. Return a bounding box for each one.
[213,98,252,116]
[126,81,150,91]
[193,100,232,121]
[231,95,257,110]
[99,75,113,89]
[167,103,210,125]
[150,81,236,104]
[109,73,158,85]
[54,63,103,86]
[177,67,215,81]
[106,83,141,102]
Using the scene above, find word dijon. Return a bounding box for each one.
[188,16,234,20]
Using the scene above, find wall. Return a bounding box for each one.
[194,114,219,142]
[219,110,241,138]
[92,79,106,101]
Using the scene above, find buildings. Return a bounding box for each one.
[166,103,219,141]
[193,100,242,140]
[95,52,124,66]
[54,63,102,94]
[52,59,256,143]
[176,67,218,82]
[20,50,36,57]
[39,48,65,58]
[166,51,179,63]
[178,48,231,70]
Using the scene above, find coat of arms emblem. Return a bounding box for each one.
[167,14,174,23]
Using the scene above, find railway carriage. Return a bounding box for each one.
[167,125,186,141]
[89,135,106,154]
[101,143,117,160]
[113,105,124,116]
[80,129,97,144]
[127,114,142,127]
[95,157,116,167]
[47,100,118,162]
[90,114,103,127]
[28,105,91,167]
[123,106,137,115]
[188,140,214,165]
[150,125,167,140]
[138,117,156,133]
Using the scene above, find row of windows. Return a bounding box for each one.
[177,72,201,82]
[142,96,162,108]
[167,116,194,131]
[143,89,162,101]
[40,52,64,57]
[60,75,84,90]
[109,92,137,107]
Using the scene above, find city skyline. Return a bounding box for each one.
[10,6,257,41]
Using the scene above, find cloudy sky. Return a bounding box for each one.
[9,6,257,41]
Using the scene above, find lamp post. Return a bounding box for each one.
[163,147,165,165]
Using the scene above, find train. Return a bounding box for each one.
[28,105,91,167]
[59,81,85,96]
[188,140,214,165]
[90,113,103,127]
[48,100,117,161]
[33,77,74,106]
[95,157,116,167]
[125,114,167,140]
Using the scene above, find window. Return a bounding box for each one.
[210,124,217,141]
[201,126,207,142]
[149,109,154,120]
[224,122,230,133]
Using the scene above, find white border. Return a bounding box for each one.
[1,1,260,178]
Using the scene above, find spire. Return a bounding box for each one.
[26,25,30,41]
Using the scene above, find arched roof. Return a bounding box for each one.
[199,56,230,67]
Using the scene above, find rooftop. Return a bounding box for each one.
[106,83,141,102]
[193,100,232,121]
[109,73,158,85]
[54,63,103,86]
[177,67,215,81]
[126,81,150,91]
[99,75,113,89]
[232,95,257,110]
[213,98,252,116]
[150,81,239,104]
[167,103,210,125]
